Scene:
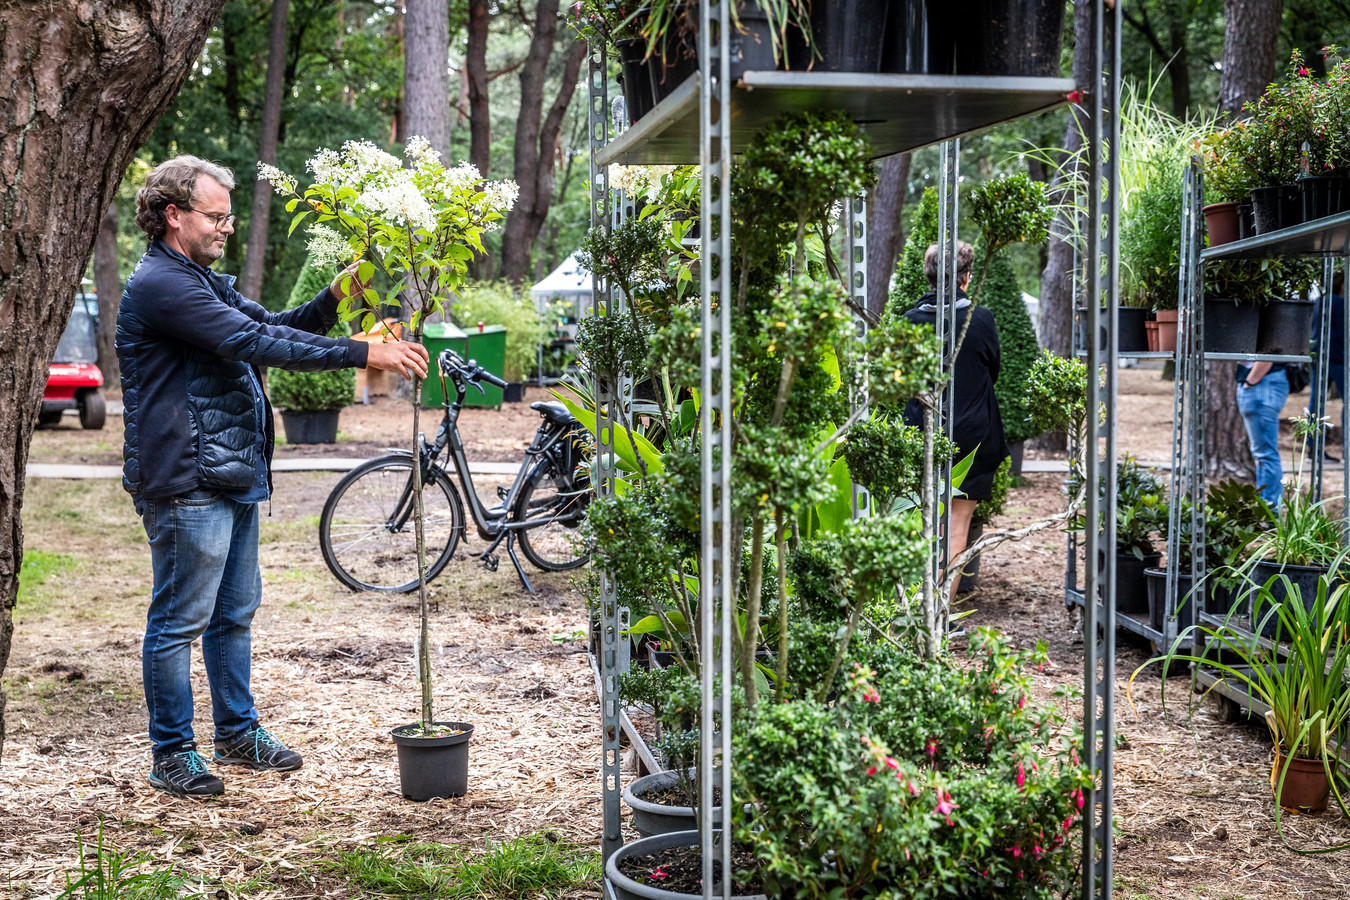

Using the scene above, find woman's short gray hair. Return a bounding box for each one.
[923,241,975,288]
[135,156,236,242]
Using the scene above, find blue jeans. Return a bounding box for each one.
[138,490,262,754]
[1237,369,1289,510]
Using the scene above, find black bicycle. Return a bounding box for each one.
[318,349,593,594]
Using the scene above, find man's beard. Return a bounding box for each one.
[190,232,226,267]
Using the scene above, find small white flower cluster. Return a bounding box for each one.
[441,161,483,196]
[610,165,675,197]
[344,139,401,176]
[481,180,520,214]
[305,224,352,270]
[361,176,438,231]
[405,135,441,167]
[307,148,343,185]
[257,162,296,196]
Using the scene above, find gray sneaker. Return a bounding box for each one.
[149,743,225,797]
[214,726,303,772]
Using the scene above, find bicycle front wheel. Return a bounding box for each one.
[319,456,465,593]
[514,458,592,572]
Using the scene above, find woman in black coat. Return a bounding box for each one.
[903,240,1010,600]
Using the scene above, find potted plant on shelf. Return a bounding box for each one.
[1072,454,1166,614]
[1239,53,1312,234]
[1120,149,1186,354]
[1196,126,1258,245]
[262,137,518,800]
[1133,576,1350,821]
[269,258,356,444]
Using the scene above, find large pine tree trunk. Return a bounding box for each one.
[499,2,586,284]
[866,153,912,318]
[1205,0,1284,478]
[404,0,452,159]
[240,0,291,302]
[93,202,121,388]
[0,0,227,757]
[466,0,491,178]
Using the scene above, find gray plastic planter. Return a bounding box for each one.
[605,830,766,900]
[623,768,723,837]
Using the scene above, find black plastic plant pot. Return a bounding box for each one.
[881,0,953,73]
[1300,175,1350,222]
[1203,297,1260,355]
[1248,560,1337,640]
[789,0,889,73]
[729,2,778,81]
[617,38,656,124]
[1256,298,1315,357]
[1250,184,1302,234]
[623,769,724,838]
[1144,568,1199,633]
[391,722,473,801]
[502,382,526,403]
[953,0,1065,77]
[280,409,340,444]
[649,17,698,107]
[605,830,768,900]
[1237,201,1256,239]
[1074,306,1148,354]
[1114,551,1159,614]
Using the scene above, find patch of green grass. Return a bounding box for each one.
[329,833,600,898]
[18,550,78,613]
[52,823,205,900]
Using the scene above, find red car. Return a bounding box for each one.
[40,292,106,429]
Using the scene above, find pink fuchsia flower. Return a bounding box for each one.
[1032,845,1043,856]
[1016,763,1025,789]
[1299,67,1310,75]
[884,756,900,771]
[907,779,921,797]
[926,739,938,757]
[1009,846,1023,859]
[867,766,878,777]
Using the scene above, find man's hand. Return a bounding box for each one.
[366,340,430,380]
[330,261,371,304]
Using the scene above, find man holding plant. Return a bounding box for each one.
[118,155,428,797]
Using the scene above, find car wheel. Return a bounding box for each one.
[78,391,106,430]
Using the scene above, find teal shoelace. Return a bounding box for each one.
[175,750,208,775]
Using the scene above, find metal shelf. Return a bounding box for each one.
[1204,352,1310,363]
[1200,210,1350,260]
[597,71,1076,166]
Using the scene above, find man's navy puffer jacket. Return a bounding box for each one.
[117,241,369,500]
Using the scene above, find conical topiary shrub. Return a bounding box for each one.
[889,186,940,311]
[974,245,1041,446]
[269,259,355,436]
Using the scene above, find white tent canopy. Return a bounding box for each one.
[530,252,591,326]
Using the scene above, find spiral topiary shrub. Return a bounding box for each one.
[268,258,355,412]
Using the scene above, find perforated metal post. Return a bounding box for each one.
[1081,2,1120,897]
[933,140,959,630]
[698,3,733,898]
[846,194,870,517]
[1312,256,1335,501]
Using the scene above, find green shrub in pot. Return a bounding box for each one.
[1196,127,1258,204]
[451,280,547,384]
[268,258,356,413]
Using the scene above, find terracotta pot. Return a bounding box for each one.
[1271,751,1332,813]
[1155,310,1178,353]
[1145,319,1159,352]
[1203,201,1241,247]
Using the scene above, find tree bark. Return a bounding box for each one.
[1206,0,1283,478]
[466,0,491,178]
[499,8,587,284]
[0,0,228,757]
[865,153,912,318]
[404,0,452,160]
[240,0,291,303]
[93,202,121,389]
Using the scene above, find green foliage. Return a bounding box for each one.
[1025,352,1088,438]
[1204,256,1321,304]
[1164,479,1270,570]
[974,246,1042,443]
[267,258,355,412]
[1072,454,1166,558]
[55,822,197,900]
[451,281,547,382]
[973,456,1013,525]
[1120,150,1185,309]
[1196,127,1258,204]
[737,630,1089,899]
[892,187,940,307]
[856,312,944,409]
[968,173,1052,256]
[843,416,953,514]
[18,549,77,609]
[330,834,601,898]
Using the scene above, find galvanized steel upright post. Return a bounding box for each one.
[698,2,733,898]
[1082,1,1121,897]
[846,194,870,518]
[934,140,959,628]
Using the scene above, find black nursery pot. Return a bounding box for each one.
[1074,306,1148,354]
[280,409,339,444]
[649,18,698,107]
[1250,184,1303,234]
[1300,175,1350,222]
[391,722,474,801]
[1237,201,1256,239]
[954,0,1066,77]
[789,0,889,72]
[729,1,778,80]
[1256,298,1315,357]
[1144,568,1200,633]
[1114,551,1160,614]
[1248,561,1338,639]
[616,38,655,124]
[881,0,954,73]
[1203,297,1260,355]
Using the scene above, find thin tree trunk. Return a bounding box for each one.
[1206,0,1284,478]
[866,153,912,318]
[466,0,491,178]
[240,0,291,303]
[0,0,227,758]
[404,0,452,160]
[93,202,121,389]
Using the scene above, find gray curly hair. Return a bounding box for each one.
[135,156,236,242]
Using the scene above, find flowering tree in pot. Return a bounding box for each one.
[262,137,517,797]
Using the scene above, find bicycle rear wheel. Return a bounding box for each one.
[514,458,592,572]
[319,455,464,593]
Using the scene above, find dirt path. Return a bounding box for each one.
[6,368,1350,898]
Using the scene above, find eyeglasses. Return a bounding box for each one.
[177,206,236,230]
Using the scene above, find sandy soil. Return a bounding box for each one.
[6,367,1350,898]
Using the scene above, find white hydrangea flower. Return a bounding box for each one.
[481,179,520,213]
[256,162,296,196]
[343,139,401,175]
[360,174,437,231]
[306,224,351,269]
[307,148,343,185]
[405,135,441,166]
[442,161,483,195]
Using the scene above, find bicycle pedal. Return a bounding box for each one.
[496,485,509,501]
[482,554,499,572]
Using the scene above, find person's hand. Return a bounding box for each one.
[366,340,429,380]
[330,261,370,303]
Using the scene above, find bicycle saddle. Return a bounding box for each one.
[530,401,578,426]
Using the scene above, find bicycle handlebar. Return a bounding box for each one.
[438,348,508,390]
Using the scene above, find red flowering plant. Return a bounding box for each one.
[1242,48,1338,184]
[734,629,1091,900]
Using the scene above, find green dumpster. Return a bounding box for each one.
[461,324,507,408]
[420,322,468,409]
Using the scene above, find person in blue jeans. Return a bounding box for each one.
[1236,361,1289,511]
[119,156,429,797]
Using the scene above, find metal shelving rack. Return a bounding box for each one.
[589,3,1121,898]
